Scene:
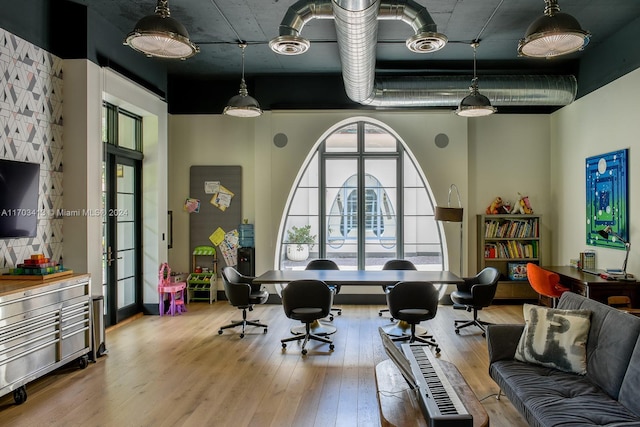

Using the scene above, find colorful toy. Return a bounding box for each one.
[511,193,533,214]
[486,197,503,215]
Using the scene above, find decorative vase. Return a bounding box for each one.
[287,244,309,261]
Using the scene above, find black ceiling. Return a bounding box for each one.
[35,1,640,113]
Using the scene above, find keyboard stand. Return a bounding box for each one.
[375,359,489,427]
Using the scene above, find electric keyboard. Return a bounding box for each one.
[402,344,473,427]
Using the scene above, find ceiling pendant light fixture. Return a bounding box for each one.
[124,0,199,60]
[518,0,590,58]
[224,43,263,118]
[456,42,496,118]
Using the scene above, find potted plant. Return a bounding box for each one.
[286,225,316,261]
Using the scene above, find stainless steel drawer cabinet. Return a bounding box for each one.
[0,274,92,404]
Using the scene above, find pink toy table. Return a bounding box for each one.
[159,281,187,316]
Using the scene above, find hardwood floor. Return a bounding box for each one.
[0,302,529,427]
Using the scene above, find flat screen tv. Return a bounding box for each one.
[0,158,40,238]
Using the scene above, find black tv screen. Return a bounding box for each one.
[0,158,40,238]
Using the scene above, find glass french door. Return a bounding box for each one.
[102,152,142,326]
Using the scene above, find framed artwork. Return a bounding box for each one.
[586,149,629,249]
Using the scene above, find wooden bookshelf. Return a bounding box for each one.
[477,214,539,301]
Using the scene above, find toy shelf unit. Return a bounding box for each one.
[187,245,217,304]
[477,214,540,301]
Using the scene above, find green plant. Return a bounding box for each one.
[286,225,316,251]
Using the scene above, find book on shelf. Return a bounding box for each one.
[484,244,497,258]
[484,217,539,239]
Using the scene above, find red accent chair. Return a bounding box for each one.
[526,263,570,307]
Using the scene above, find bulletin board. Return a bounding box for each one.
[189,166,242,272]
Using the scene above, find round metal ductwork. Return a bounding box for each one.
[269,35,311,55]
[406,31,447,53]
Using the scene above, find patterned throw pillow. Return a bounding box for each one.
[515,304,591,375]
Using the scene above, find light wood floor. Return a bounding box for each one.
[0,302,529,427]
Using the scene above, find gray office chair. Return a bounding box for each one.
[281,279,335,355]
[218,266,268,338]
[386,281,440,353]
[450,267,500,337]
[305,259,342,320]
[378,259,417,319]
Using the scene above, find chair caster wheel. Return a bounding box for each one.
[435,347,441,354]
[455,329,460,335]
[240,333,245,339]
[390,318,394,322]
[263,328,268,334]
[78,355,89,369]
[378,312,382,317]
[282,343,287,349]
[337,311,342,316]
[218,329,223,335]
[482,332,486,338]
[301,349,308,355]
[329,344,335,351]
[13,386,27,405]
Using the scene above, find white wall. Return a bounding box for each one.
[552,67,640,274]
[468,115,552,272]
[102,68,169,304]
[169,109,552,293]
[64,62,168,302]
[63,60,103,294]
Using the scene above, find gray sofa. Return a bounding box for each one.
[486,292,640,427]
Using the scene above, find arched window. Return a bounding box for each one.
[278,118,444,271]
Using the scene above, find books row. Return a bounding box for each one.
[484,240,538,259]
[484,218,539,239]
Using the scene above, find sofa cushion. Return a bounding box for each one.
[618,333,640,417]
[558,292,640,399]
[515,304,591,374]
[490,360,640,427]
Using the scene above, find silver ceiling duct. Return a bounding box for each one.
[364,75,577,107]
[270,0,577,108]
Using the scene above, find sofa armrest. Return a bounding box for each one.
[486,324,525,363]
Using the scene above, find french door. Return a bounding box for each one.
[102,150,142,326]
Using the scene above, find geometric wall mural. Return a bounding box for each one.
[586,148,629,249]
[0,27,64,269]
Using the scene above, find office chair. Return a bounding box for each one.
[218,266,268,338]
[378,259,417,319]
[281,279,336,355]
[305,259,342,320]
[451,267,500,337]
[385,281,440,353]
[526,263,570,308]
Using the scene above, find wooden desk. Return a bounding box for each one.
[375,359,488,427]
[543,266,640,308]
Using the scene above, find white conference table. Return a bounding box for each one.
[254,269,463,336]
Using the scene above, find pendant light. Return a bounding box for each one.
[124,0,199,60]
[518,0,590,58]
[456,42,496,117]
[224,43,263,118]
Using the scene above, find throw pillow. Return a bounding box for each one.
[515,304,591,374]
